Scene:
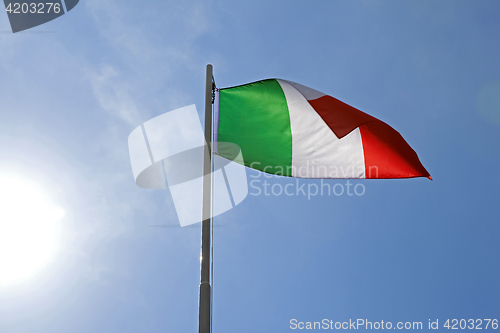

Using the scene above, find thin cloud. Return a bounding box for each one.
[88,65,143,125]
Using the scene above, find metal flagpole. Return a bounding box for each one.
[199,64,214,333]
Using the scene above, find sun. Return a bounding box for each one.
[0,176,63,285]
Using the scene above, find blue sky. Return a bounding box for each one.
[0,0,499,332]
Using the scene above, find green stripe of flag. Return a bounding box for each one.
[218,79,293,176]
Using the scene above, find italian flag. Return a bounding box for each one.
[215,79,430,179]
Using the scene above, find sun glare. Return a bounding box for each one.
[0,176,63,285]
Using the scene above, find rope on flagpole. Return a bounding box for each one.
[210,73,216,333]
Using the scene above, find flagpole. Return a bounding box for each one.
[199,64,213,333]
